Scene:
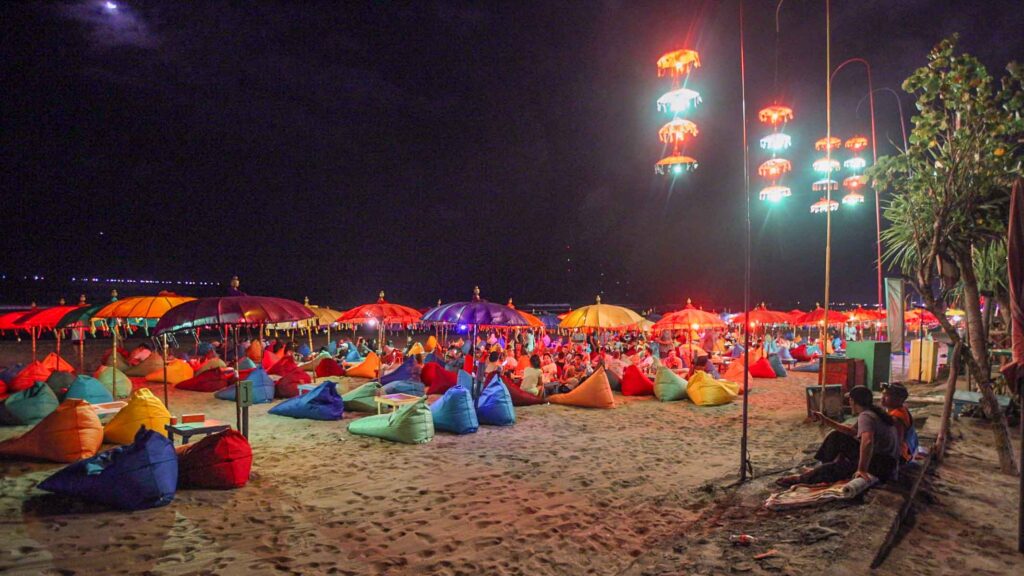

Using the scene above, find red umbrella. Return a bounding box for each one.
[905,309,939,328]
[794,305,849,326]
[0,310,30,332]
[652,299,726,331]
[337,291,422,326]
[745,303,792,326]
[13,305,85,363]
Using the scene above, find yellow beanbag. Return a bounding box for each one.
[145,359,194,384]
[686,371,738,406]
[425,335,438,353]
[408,342,425,356]
[346,352,381,379]
[104,388,172,444]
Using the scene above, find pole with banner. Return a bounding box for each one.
[885,278,905,380]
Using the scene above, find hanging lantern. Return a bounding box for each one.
[843,157,867,171]
[655,155,698,175]
[845,136,868,152]
[814,136,842,151]
[812,178,839,192]
[842,191,865,205]
[759,185,792,201]
[812,157,841,174]
[657,88,702,114]
[843,175,865,189]
[656,49,701,77]
[759,132,792,151]
[757,158,792,178]
[810,197,839,213]
[657,118,699,144]
[758,105,794,126]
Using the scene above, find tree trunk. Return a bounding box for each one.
[936,342,962,461]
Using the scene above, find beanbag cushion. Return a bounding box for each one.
[215,368,276,404]
[606,367,622,391]
[722,361,753,386]
[730,344,745,359]
[347,397,434,444]
[274,367,312,398]
[408,342,425,356]
[422,363,459,395]
[346,352,381,379]
[686,371,738,406]
[176,429,252,489]
[381,379,425,396]
[299,352,331,372]
[792,360,821,373]
[475,376,516,426]
[9,362,54,393]
[101,347,129,367]
[262,349,283,371]
[270,381,344,421]
[653,367,688,402]
[423,352,445,367]
[501,375,546,406]
[94,366,132,399]
[768,354,788,377]
[247,340,263,363]
[424,335,438,353]
[176,368,231,392]
[750,357,777,378]
[146,359,194,385]
[342,381,382,413]
[315,357,345,378]
[65,375,114,405]
[104,388,171,444]
[778,346,796,364]
[41,352,75,374]
[297,343,311,358]
[621,365,655,396]
[429,384,479,434]
[46,370,76,397]
[238,357,257,371]
[196,357,227,376]
[39,427,177,510]
[0,381,60,425]
[125,353,164,377]
[790,344,812,362]
[344,347,364,363]
[381,358,416,385]
[549,367,616,409]
[0,399,103,462]
[0,363,25,385]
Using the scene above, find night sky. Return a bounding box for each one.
[2,1,1022,311]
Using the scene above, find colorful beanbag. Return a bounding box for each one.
[176,368,231,392]
[653,367,688,402]
[0,381,60,425]
[196,358,227,375]
[791,344,812,362]
[238,357,257,371]
[215,368,276,404]
[423,352,445,367]
[768,354,788,377]
[686,371,738,406]
[722,361,753,386]
[606,368,622,391]
[475,376,516,426]
[176,429,252,489]
[9,362,54,393]
[125,353,164,377]
[548,367,616,409]
[422,363,459,395]
[0,399,103,462]
[274,368,312,398]
[315,357,345,378]
[424,335,438,353]
[104,388,171,444]
[381,358,415,385]
[101,347,129,367]
[93,366,132,399]
[262,349,283,371]
[792,360,821,373]
[0,363,25,385]
[269,382,344,421]
[46,371,76,397]
[298,352,330,373]
[502,375,546,406]
[146,359,194,384]
[347,397,434,444]
[41,352,75,374]
[297,343,311,358]
[342,381,382,413]
[429,384,479,434]
[408,342,425,356]
[381,379,425,396]
[621,365,655,396]
[344,347,364,363]
[750,357,777,379]
[39,427,177,510]
[778,346,796,364]
[247,340,263,363]
[346,352,381,379]
[65,375,114,405]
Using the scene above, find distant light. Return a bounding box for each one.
[104,1,118,10]
[759,133,792,151]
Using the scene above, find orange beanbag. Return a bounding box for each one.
[548,367,615,409]
[40,352,76,374]
[722,361,753,388]
[0,399,103,462]
[620,365,654,396]
[345,352,381,379]
[247,340,263,363]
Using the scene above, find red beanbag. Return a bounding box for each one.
[791,344,812,363]
[177,368,232,392]
[269,355,299,376]
[275,368,312,398]
[9,362,54,393]
[315,358,345,378]
[501,374,546,406]
[176,429,252,489]
[422,363,458,395]
[621,365,654,396]
[749,357,777,379]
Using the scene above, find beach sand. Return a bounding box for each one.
[0,337,1021,575]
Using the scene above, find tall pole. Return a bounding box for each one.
[738,0,752,482]
[820,0,832,410]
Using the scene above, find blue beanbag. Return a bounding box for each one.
[38,427,177,510]
[269,381,344,421]
[64,375,115,405]
[792,360,821,373]
[297,343,311,358]
[381,358,416,385]
[423,353,445,367]
[345,348,363,363]
[382,379,425,396]
[430,384,479,434]
[198,343,214,356]
[768,354,788,377]
[778,346,796,364]
[730,345,745,359]
[475,376,515,426]
[327,341,338,356]
[0,363,25,384]
[215,368,275,403]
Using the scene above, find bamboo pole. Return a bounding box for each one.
[819,0,833,415]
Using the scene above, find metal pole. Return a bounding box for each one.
[162,333,170,408]
[738,0,753,482]
[820,0,832,414]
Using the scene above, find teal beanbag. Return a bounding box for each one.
[46,371,77,398]
[381,379,425,396]
[476,376,515,426]
[768,354,788,377]
[653,367,688,402]
[347,398,434,444]
[64,375,115,405]
[342,381,382,413]
[0,381,60,425]
[237,357,257,371]
[429,384,478,434]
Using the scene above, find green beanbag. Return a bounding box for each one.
[342,381,382,413]
[347,398,434,444]
[653,367,688,402]
[94,366,132,399]
[0,381,61,425]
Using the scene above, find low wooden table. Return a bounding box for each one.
[165,419,231,445]
[374,393,421,414]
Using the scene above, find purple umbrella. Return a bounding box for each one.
[154,296,315,335]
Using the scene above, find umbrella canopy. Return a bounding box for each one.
[537,313,561,329]
[744,303,792,326]
[154,296,315,335]
[267,297,345,330]
[793,305,849,326]
[652,300,726,331]
[0,310,30,331]
[56,303,107,330]
[421,287,528,328]
[558,296,645,331]
[505,299,544,329]
[846,307,886,322]
[338,291,422,326]
[905,309,940,327]
[13,305,86,331]
[93,292,196,321]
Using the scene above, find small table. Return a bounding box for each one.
[374,393,421,414]
[298,384,317,395]
[89,401,128,417]
[165,419,231,444]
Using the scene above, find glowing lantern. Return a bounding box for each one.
[812,157,841,174]
[814,137,842,151]
[759,185,792,201]
[656,49,701,77]
[655,155,698,175]
[810,197,839,213]
[845,136,868,152]
[657,119,699,144]
[843,175,865,189]
[758,105,794,126]
[812,178,839,192]
[657,88,702,114]
[757,158,792,178]
[844,157,867,170]
[842,191,865,205]
[759,133,791,151]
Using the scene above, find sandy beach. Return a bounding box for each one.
[0,337,1021,575]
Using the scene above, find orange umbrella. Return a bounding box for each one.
[506,299,544,329]
[905,309,939,327]
[744,303,792,327]
[652,299,726,331]
[793,305,849,326]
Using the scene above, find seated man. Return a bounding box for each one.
[881,382,918,463]
[662,349,683,371]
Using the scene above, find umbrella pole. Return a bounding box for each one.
[79,332,85,374]
[307,325,313,358]
[55,329,61,363]
[111,321,119,399]
[31,326,37,363]
[162,333,170,408]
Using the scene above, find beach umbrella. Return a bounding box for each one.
[652,299,726,331]
[905,309,939,330]
[56,301,108,372]
[744,303,792,328]
[94,292,197,407]
[266,297,345,353]
[505,299,544,329]
[338,291,423,357]
[13,303,85,363]
[558,296,644,331]
[0,310,30,332]
[537,313,561,330]
[793,305,849,326]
